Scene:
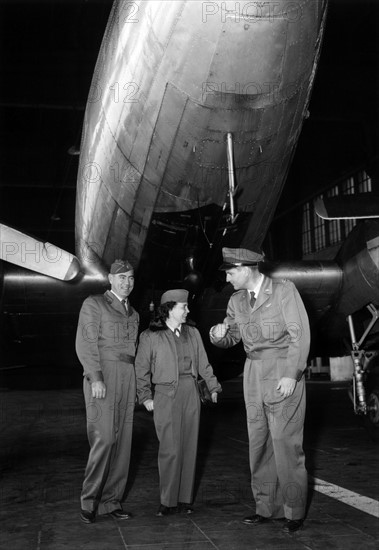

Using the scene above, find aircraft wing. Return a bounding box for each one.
[315,195,379,220]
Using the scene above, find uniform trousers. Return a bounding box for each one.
[153,375,200,507]
[243,357,307,520]
[81,361,136,515]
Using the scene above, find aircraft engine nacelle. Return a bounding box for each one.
[1,265,108,315]
[0,264,109,371]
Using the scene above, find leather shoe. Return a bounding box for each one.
[156,504,170,517]
[109,508,132,520]
[178,502,194,514]
[80,509,96,524]
[283,519,304,533]
[242,514,269,525]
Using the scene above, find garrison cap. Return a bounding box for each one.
[110,259,134,274]
[219,247,263,270]
[160,289,189,305]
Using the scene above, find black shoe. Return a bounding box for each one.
[80,509,96,524]
[242,514,269,525]
[109,508,132,520]
[178,502,194,514]
[283,519,304,533]
[156,504,170,517]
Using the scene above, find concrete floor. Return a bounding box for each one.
[1,377,378,549]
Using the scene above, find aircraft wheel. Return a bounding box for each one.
[364,388,379,441]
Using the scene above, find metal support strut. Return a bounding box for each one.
[347,303,379,415]
[225,132,238,225]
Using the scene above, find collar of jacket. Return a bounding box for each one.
[150,321,194,332]
[161,324,196,378]
[104,290,131,315]
[242,276,272,311]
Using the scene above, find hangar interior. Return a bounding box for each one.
[0,2,378,549]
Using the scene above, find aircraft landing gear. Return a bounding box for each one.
[367,388,379,429]
[347,304,379,439]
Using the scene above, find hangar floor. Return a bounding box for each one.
[1,376,378,550]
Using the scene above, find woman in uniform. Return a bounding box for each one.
[135,289,221,516]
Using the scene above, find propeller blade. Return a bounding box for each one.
[0,224,80,281]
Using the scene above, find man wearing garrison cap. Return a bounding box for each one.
[210,248,310,533]
[76,259,139,524]
[135,288,221,517]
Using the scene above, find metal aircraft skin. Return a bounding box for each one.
[76,0,327,273]
[0,1,378,431]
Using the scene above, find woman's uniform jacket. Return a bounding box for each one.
[135,323,221,404]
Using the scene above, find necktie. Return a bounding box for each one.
[250,291,256,309]
[121,299,128,313]
[174,328,180,338]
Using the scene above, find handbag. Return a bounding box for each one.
[196,378,213,405]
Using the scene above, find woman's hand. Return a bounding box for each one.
[143,399,154,411]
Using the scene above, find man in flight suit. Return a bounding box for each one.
[210,248,310,533]
[76,259,139,523]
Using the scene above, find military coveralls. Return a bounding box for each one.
[210,277,310,520]
[76,290,139,515]
[135,323,221,507]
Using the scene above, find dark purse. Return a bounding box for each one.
[196,378,213,405]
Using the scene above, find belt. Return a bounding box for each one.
[245,351,286,360]
[118,353,135,365]
[100,351,135,364]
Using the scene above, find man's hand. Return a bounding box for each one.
[211,323,229,339]
[91,381,106,399]
[276,377,296,398]
[211,392,218,403]
[144,399,154,411]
